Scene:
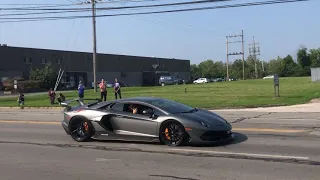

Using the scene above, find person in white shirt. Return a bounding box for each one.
[114,78,122,99]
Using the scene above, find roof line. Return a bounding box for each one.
[0,45,190,61]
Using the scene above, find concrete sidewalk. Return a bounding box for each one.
[213,102,320,113]
[0,101,319,113]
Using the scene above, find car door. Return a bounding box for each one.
[109,102,159,139]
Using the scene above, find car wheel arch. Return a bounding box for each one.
[159,119,190,137]
[69,116,95,133]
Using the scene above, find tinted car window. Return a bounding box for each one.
[110,103,124,111]
[147,99,194,114]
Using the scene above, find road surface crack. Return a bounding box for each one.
[149,175,199,180]
[0,140,319,166]
[232,112,275,124]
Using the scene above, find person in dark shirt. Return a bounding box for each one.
[17,93,24,106]
[57,93,65,105]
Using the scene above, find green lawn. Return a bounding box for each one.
[1,77,319,109]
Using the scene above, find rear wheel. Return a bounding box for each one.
[70,118,94,142]
[159,121,188,146]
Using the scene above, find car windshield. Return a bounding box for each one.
[147,99,194,114]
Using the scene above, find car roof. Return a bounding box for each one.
[114,96,163,103]
[89,96,164,109]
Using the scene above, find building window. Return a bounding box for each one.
[24,57,32,64]
[41,58,46,64]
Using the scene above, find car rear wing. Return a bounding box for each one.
[60,98,101,111]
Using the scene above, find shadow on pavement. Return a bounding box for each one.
[92,132,248,148]
[187,132,248,147]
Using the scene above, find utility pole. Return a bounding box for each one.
[226,30,245,80]
[90,0,99,92]
[226,36,229,80]
[249,36,260,79]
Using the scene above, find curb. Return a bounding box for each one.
[0,107,64,110]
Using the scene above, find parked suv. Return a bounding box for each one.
[159,76,184,86]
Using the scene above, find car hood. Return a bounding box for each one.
[176,109,231,128]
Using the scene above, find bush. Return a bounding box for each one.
[4,86,13,92]
[17,80,42,93]
[29,63,57,89]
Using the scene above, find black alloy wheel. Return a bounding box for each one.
[70,119,94,142]
[160,121,188,146]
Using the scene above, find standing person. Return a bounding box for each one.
[114,78,122,99]
[78,81,85,99]
[17,93,25,108]
[48,88,56,104]
[99,79,107,101]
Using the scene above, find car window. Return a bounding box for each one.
[123,103,151,116]
[147,99,194,114]
[110,103,124,111]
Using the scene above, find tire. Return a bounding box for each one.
[159,120,188,146]
[70,118,94,142]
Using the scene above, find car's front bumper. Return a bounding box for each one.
[188,130,235,145]
[185,124,234,145]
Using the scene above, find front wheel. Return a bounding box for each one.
[159,121,188,146]
[70,118,94,142]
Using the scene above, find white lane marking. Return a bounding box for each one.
[310,131,320,136]
[169,148,309,160]
[95,158,121,162]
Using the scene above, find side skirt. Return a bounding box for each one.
[92,131,160,143]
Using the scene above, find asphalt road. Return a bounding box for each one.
[0,108,319,180]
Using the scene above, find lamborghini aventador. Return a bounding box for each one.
[61,97,234,146]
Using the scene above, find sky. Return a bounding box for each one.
[0,0,319,65]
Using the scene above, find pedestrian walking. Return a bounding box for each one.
[114,78,122,99]
[99,79,107,101]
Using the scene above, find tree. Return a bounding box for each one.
[297,46,311,76]
[279,55,298,77]
[29,63,57,89]
[189,45,320,80]
[190,64,200,79]
[309,48,320,68]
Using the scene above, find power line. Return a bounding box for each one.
[0,0,161,9]
[0,0,231,17]
[0,0,163,10]
[0,0,231,11]
[0,0,313,23]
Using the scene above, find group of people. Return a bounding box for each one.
[98,78,122,101]
[42,78,122,105]
[48,89,65,105]
[77,78,122,101]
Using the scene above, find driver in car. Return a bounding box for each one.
[129,104,138,114]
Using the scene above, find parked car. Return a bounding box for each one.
[193,78,208,84]
[159,76,184,86]
[263,75,274,79]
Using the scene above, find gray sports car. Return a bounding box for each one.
[61,97,234,146]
